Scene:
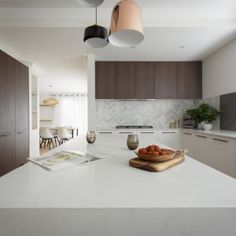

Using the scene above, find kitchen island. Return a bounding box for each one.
[0,134,236,236]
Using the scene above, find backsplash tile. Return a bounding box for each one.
[96,100,197,129]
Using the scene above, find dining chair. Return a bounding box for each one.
[40,127,58,149]
[57,127,72,145]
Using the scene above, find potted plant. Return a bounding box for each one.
[187,103,220,130]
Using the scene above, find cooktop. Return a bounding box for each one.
[116,125,153,129]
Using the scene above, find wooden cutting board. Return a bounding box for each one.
[129,151,185,172]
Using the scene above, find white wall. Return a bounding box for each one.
[203,38,236,98]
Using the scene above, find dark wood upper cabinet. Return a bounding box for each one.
[0,132,16,176]
[155,62,178,99]
[0,50,16,133]
[135,62,155,99]
[16,130,29,167]
[16,62,29,131]
[95,61,202,100]
[96,62,115,99]
[178,61,202,99]
[115,62,136,99]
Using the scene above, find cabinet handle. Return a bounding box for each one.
[140,132,155,134]
[98,132,113,134]
[212,138,228,143]
[162,132,176,134]
[195,135,207,139]
[17,132,22,135]
[118,132,134,134]
[0,133,10,137]
[183,132,192,135]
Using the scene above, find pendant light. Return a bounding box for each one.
[77,0,104,7]
[109,0,144,48]
[84,8,108,48]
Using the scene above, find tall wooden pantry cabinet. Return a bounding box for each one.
[0,50,29,176]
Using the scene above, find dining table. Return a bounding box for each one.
[50,127,79,138]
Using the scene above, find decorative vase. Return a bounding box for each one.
[203,123,213,131]
[86,130,96,144]
[127,134,139,150]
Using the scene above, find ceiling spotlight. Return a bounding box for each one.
[109,0,144,48]
[77,0,104,7]
[84,8,108,48]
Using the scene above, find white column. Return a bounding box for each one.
[86,54,96,130]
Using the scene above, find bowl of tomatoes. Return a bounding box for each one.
[135,145,176,162]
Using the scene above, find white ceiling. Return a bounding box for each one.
[0,0,235,9]
[0,0,236,92]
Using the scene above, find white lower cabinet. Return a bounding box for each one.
[96,131,116,146]
[193,134,210,166]
[181,130,236,178]
[159,131,179,150]
[208,137,235,178]
[181,131,195,157]
[137,131,158,147]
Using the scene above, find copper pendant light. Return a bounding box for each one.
[109,0,144,48]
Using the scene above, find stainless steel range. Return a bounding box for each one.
[116,125,153,129]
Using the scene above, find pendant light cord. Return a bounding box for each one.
[95,8,97,25]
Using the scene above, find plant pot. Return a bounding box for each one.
[198,121,205,130]
[203,123,213,131]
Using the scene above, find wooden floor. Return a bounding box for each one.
[40,139,70,156]
[40,147,50,156]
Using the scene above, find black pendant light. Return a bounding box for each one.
[84,8,108,48]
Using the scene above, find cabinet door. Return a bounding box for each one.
[96,62,115,99]
[209,137,235,178]
[0,51,16,133]
[178,62,202,99]
[16,62,29,131]
[138,131,157,147]
[115,62,135,99]
[155,62,178,99]
[181,132,195,157]
[194,134,210,165]
[135,62,155,99]
[159,131,179,150]
[0,132,16,176]
[16,130,29,167]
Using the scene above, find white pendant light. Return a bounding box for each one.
[77,0,104,7]
[109,0,144,48]
[84,8,108,48]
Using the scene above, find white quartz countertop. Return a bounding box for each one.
[0,135,236,209]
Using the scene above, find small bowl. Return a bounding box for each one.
[135,149,176,162]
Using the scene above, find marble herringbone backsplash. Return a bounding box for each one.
[96,100,198,129]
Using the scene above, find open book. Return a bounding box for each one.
[28,151,101,171]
